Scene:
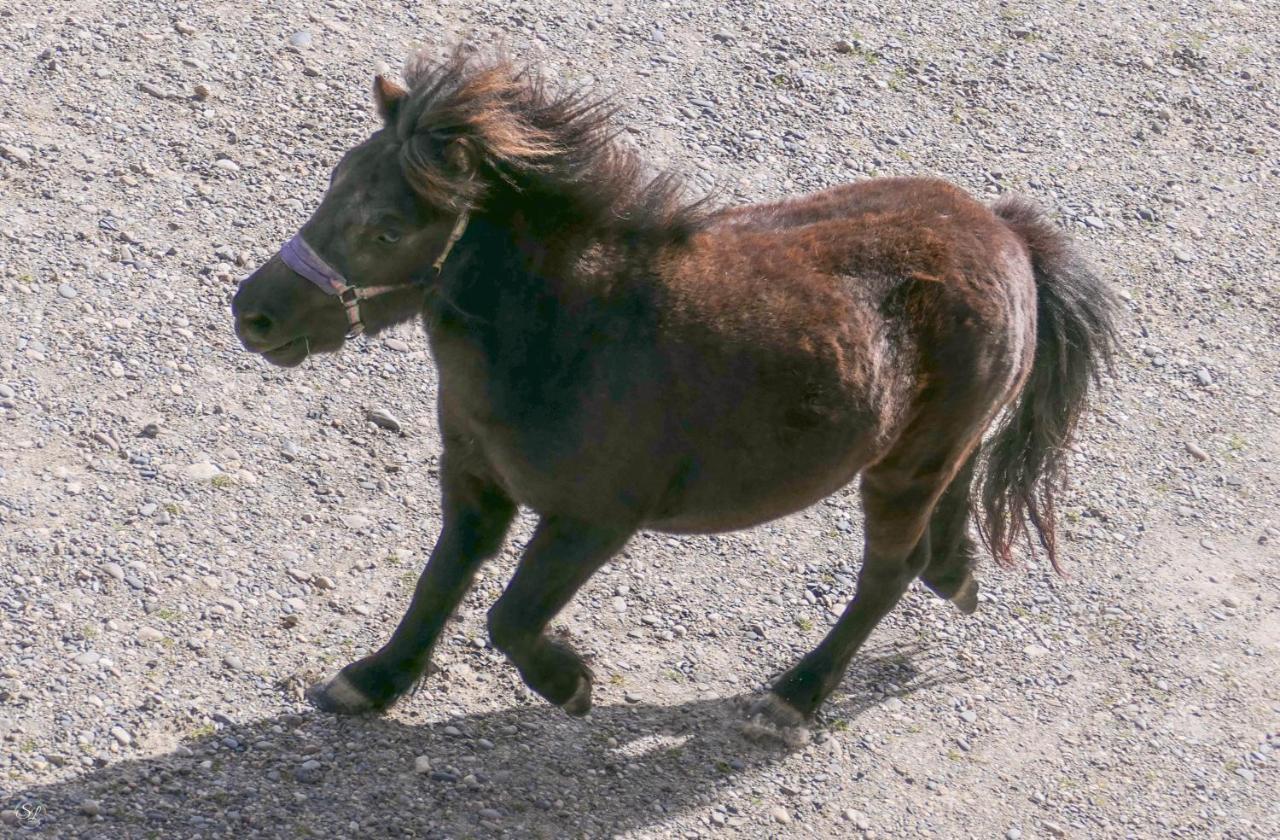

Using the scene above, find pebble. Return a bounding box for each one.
[102,562,125,581]
[1023,644,1049,658]
[367,407,403,433]
[414,755,432,774]
[959,710,978,723]
[1171,245,1195,263]
[137,627,164,643]
[1195,368,1213,386]
[1,810,20,826]
[478,808,501,820]
[770,805,791,824]
[110,725,132,746]
[296,759,323,783]
[288,30,314,49]
[384,337,411,353]
[213,158,241,173]
[74,651,100,666]
[0,143,32,165]
[79,799,102,816]
[1184,441,1209,461]
[223,655,243,671]
[0,384,13,399]
[1006,829,1022,840]
[184,461,222,481]
[57,282,78,299]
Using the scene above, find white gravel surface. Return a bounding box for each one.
[1,0,1277,837]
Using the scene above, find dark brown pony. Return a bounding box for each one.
[231,48,1116,739]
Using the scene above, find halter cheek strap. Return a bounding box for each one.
[278,211,470,338]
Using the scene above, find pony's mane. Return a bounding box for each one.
[392,47,708,242]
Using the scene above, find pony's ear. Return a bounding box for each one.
[373,74,407,124]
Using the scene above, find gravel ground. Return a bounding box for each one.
[2,0,1278,837]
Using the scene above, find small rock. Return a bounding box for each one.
[138,81,169,99]
[367,408,403,433]
[842,809,870,830]
[80,799,102,817]
[1023,644,1049,658]
[834,39,854,54]
[770,805,791,824]
[139,422,161,438]
[1184,441,1209,461]
[0,144,32,166]
[137,627,164,643]
[414,755,432,774]
[1006,829,1022,840]
[295,759,322,783]
[384,337,411,353]
[222,655,243,671]
[213,158,240,173]
[58,283,78,299]
[313,575,336,590]
[288,30,314,49]
[1194,368,1213,387]
[184,462,221,481]
[959,710,978,723]
[193,83,212,101]
[478,808,501,820]
[110,725,132,746]
[1081,215,1107,230]
[1044,821,1066,838]
[174,21,197,36]
[0,384,14,399]
[1,810,21,827]
[1171,245,1195,264]
[1221,595,1240,608]
[102,562,125,581]
[74,651,100,666]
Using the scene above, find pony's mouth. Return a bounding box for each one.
[260,336,311,368]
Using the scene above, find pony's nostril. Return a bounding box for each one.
[242,312,275,338]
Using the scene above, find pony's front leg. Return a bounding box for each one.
[488,516,633,716]
[308,461,515,714]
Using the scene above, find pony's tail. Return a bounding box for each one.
[977,197,1118,572]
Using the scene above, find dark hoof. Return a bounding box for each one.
[923,570,980,615]
[306,671,386,715]
[741,692,811,748]
[948,574,979,615]
[560,673,593,717]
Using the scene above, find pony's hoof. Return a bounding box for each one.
[306,671,383,715]
[560,674,593,717]
[741,692,811,748]
[949,575,979,615]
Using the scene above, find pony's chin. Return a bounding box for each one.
[260,337,313,368]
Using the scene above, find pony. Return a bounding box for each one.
[231,47,1115,739]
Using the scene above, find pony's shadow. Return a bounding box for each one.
[4,644,964,838]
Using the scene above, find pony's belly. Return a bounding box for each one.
[646,442,873,534]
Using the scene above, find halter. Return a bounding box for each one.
[278,211,470,338]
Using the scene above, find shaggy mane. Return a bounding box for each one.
[392,46,708,242]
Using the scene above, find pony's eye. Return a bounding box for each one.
[377,230,402,244]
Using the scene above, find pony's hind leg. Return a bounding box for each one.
[747,440,976,739]
[920,452,981,614]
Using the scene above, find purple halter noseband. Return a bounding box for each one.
[278,211,470,338]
